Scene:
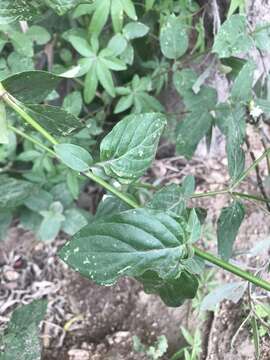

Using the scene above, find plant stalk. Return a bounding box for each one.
[4,89,270,292]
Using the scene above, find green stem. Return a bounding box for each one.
[232,147,270,190]
[191,188,229,198]
[194,248,270,292]
[8,125,56,157]
[232,191,270,204]
[5,92,270,292]
[0,86,58,146]
[84,171,140,209]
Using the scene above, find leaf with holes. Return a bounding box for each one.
[98,113,166,183]
[58,209,190,285]
[213,15,253,58]
[160,15,188,59]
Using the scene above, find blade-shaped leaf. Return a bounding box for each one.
[201,282,247,311]
[54,143,93,171]
[225,106,246,181]
[176,111,213,159]
[0,101,8,144]
[0,299,47,360]
[98,113,166,183]
[0,176,37,209]
[58,209,190,285]
[89,0,110,36]
[24,104,82,136]
[2,71,61,104]
[137,270,199,307]
[217,201,245,260]
[231,60,256,102]
[160,15,188,59]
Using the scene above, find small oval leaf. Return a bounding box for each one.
[54,143,93,172]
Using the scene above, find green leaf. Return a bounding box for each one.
[0,210,12,241]
[98,113,166,182]
[39,202,65,242]
[225,106,246,181]
[114,94,133,113]
[58,209,190,285]
[147,184,185,216]
[45,0,87,15]
[2,71,61,103]
[253,24,270,52]
[0,102,8,144]
[63,91,83,116]
[138,270,199,307]
[89,0,110,36]
[123,22,149,40]
[62,208,89,235]
[24,104,82,136]
[0,175,37,209]
[67,35,93,57]
[145,0,156,11]
[84,64,98,103]
[96,60,115,97]
[120,0,137,20]
[227,0,245,17]
[217,201,245,260]
[176,111,213,159]
[66,170,80,199]
[201,282,247,311]
[0,1,41,24]
[62,208,88,236]
[213,15,253,58]
[160,15,188,59]
[0,299,47,360]
[95,195,131,218]
[231,61,256,102]
[111,0,124,33]
[54,143,93,171]
[108,34,128,56]
[10,31,33,58]
[26,25,51,45]
[24,189,53,212]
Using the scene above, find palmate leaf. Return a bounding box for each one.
[97,113,166,183]
[58,209,190,286]
[137,270,199,307]
[0,299,47,360]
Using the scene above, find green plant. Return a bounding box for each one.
[0,300,47,359]
[1,3,270,357]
